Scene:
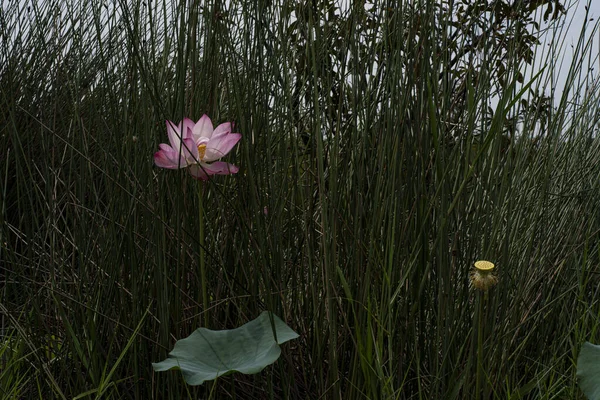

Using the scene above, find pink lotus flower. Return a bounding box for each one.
[154,115,241,180]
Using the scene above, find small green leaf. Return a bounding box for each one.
[577,342,600,399]
[152,311,298,385]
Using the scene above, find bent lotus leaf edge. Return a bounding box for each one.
[152,311,299,385]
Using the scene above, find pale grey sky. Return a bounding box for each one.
[532,0,600,106]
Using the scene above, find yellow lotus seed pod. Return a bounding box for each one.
[471,260,498,291]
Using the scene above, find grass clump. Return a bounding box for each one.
[2,0,600,398]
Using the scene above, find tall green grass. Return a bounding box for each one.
[2,0,600,398]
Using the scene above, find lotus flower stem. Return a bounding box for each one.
[198,187,208,327]
[475,292,484,398]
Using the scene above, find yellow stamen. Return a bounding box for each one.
[197,143,207,160]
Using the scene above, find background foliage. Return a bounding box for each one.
[2,0,600,398]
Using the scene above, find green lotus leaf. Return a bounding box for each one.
[577,342,600,399]
[152,311,298,385]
